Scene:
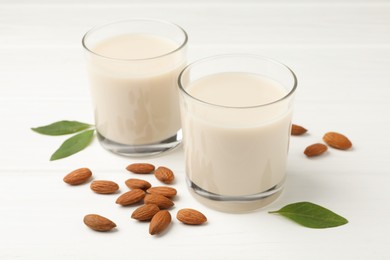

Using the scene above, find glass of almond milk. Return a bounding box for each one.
[178,54,297,212]
[82,19,187,156]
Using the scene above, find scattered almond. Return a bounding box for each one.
[131,204,160,221]
[69,163,207,236]
[304,143,328,157]
[291,124,308,136]
[83,214,116,232]
[90,180,119,194]
[63,168,92,185]
[154,166,175,184]
[126,163,155,174]
[149,210,171,235]
[144,194,174,209]
[323,132,352,150]
[125,178,152,190]
[177,208,207,225]
[116,189,145,206]
[147,186,177,198]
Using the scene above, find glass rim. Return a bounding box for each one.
[82,18,188,62]
[178,54,298,109]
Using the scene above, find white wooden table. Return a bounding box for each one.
[1,0,389,259]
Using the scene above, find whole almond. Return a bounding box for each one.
[291,124,308,136]
[131,204,160,221]
[116,189,145,206]
[90,180,119,194]
[154,166,174,184]
[304,143,328,157]
[149,210,171,235]
[63,168,92,185]
[323,132,352,150]
[83,214,116,232]
[147,186,177,198]
[144,194,174,209]
[176,208,207,225]
[126,163,155,174]
[125,178,152,190]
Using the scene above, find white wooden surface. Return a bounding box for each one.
[1,0,390,259]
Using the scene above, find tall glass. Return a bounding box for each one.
[82,19,187,156]
[178,54,297,212]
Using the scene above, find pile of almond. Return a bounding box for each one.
[63,163,207,235]
[291,124,353,157]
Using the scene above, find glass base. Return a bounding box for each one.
[97,130,182,157]
[187,178,284,213]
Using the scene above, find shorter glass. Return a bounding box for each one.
[82,19,187,156]
[178,54,297,212]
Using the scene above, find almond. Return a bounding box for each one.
[116,189,145,206]
[83,214,116,232]
[125,178,152,190]
[323,132,352,150]
[90,180,119,194]
[149,210,171,235]
[126,163,155,174]
[144,194,174,209]
[154,166,174,184]
[131,204,160,221]
[63,168,92,185]
[147,186,177,198]
[291,124,308,136]
[304,143,328,157]
[176,208,207,225]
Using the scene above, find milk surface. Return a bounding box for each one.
[182,72,292,197]
[87,34,185,145]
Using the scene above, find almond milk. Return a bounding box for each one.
[86,33,185,145]
[180,72,293,211]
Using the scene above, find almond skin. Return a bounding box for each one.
[323,132,352,150]
[131,204,160,221]
[154,166,175,184]
[63,168,92,185]
[116,189,145,206]
[291,124,308,136]
[125,178,152,190]
[149,210,171,235]
[83,214,116,232]
[147,186,177,198]
[126,163,155,174]
[176,208,207,225]
[304,143,328,157]
[90,180,119,194]
[144,194,174,209]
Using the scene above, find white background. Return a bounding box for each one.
[1,0,389,259]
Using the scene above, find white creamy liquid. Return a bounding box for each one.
[86,33,185,145]
[182,72,292,198]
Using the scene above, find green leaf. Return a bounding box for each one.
[50,129,95,161]
[269,201,348,229]
[31,120,92,136]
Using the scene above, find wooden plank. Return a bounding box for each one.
[0,4,389,46]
